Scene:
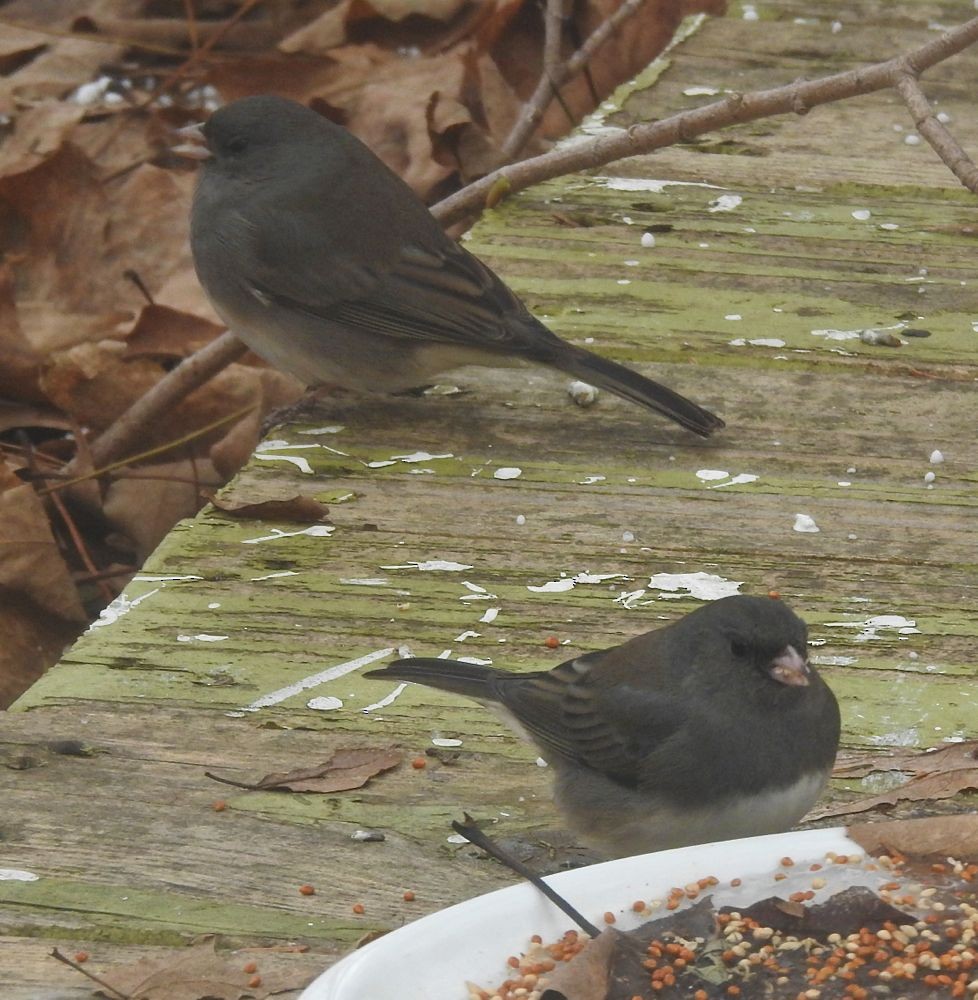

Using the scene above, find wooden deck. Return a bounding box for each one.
[2,1,977,995]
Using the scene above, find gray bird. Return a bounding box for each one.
[365,595,840,858]
[188,95,724,437]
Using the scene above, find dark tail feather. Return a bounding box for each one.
[550,344,724,437]
[364,657,497,701]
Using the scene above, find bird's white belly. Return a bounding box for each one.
[556,769,830,859]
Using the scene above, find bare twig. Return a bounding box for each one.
[542,0,566,78]
[440,15,978,226]
[50,948,130,1000]
[502,0,645,160]
[894,68,978,194]
[74,331,248,477]
[451,814,603,937]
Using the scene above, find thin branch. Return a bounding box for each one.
[894,69,978,194]
[502,0,645,161]
[451,814,602,937]
[542,0,566,78]
[438,15,978,226]
[72,331,248,478]
[50,948,130,1000]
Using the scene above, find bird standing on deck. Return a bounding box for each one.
[187,95,724,438]
[366,595,840,858]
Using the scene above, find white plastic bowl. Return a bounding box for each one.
[301,827,859,999]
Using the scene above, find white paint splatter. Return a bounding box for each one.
[366,460,398,468]
[242,525,334,544]
[382,560,474,572]
[307,695,343,711]
[87,588,161,631]
[568,380,599,407]
[851,209,871,221]
[709,194,742,212]
[929,449,944,464]
[647,572,742,600]
[810,655,857,666]
[640,232,656,248]
[133,574,203,582]
[479,608,500,624]
[711,474,759,489]
[729,337,785,347]
[528,578,576,593]
[254,451,315,474]
[579,475,606,485]
[824,615,921,642]
[455,630,482,642]
[340,577,389,586]
[238,647,395,712]
[616,589,648,609]
[297,425,344,435]
[0,869,39,882]
[810,328,864,341]
[599,177,724,193]
[176,633,228,643]
[391,451,453,463]
[696,470,759,489]
[251,570,300,581]
[362,682,408,713]
[432,738,463,748]
[494,467,522,480]
[457,656,493,666]
[725,314,743,322]
[793,513,820,533]
[684,85,720,96]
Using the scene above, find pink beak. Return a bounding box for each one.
[172,122,211,160]
[768,644,810,687]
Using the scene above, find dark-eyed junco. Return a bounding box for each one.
[365,595,840,857]
[187,95,724,437]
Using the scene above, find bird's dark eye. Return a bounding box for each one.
[226,134,249,155]
[730,638,749,657]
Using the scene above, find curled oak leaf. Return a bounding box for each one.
[208,493,330,523]
[208,747,403,794]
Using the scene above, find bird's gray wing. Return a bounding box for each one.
[495,651,690,789]
[244,213,554,354]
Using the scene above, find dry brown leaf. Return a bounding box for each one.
[94,935,311,1000]
[848,813,978,861]
[531,927,621,1000]
[123,304,227,362]
[372,0,469,19]
[0,459,86,706]
[833,742,978,778]
[246,747,403,793]
[0,263,44,402]
[0,461,86,622]
[103,459,223,561]
[209,493,330,524]
[278,0,355,53]
[812,741,978,820]
[0,594,81,709]
[0,100,86,176]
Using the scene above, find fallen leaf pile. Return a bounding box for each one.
[0,0,724,706]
